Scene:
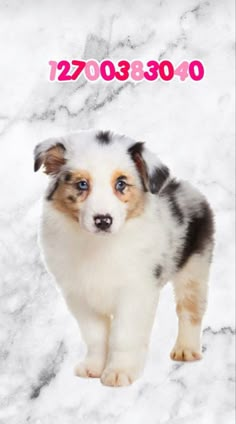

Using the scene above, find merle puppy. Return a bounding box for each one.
[34,130,214,387]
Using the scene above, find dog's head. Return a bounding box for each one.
[34,130,169,235]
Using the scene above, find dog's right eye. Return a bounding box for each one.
[76,180,89,191]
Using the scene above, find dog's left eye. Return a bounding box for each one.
[115,180,127,193]
[76,180,89,191]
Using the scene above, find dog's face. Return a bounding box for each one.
[34,130,169,235]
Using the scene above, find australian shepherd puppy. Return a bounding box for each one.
[34,129,214,387]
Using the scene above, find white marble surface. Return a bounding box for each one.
[0,1,235,423]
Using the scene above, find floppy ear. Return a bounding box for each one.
[128,142,170,194]
[34,138,66,175]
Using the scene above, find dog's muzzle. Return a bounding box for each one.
[94,214,113,231]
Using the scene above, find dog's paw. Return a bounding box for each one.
[170,344,202,361]
[100,368,137,387]
[75,358,105,378]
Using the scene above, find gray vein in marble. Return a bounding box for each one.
[110,31,155,54]
[29,341,67,400]
[158,32,187,61]
[203,326,236,336]
[84,34,109,61]
[159,0,211,61]
[180,0,210,23]
[29,82,134,122]
[1,19,164,136]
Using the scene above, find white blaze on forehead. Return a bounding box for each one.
[64,132,138,182]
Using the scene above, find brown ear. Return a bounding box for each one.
[128,141,170,194]
[128,142,149,191]
[34,140,66,175]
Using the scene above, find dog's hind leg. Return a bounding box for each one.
[170,252,211,361]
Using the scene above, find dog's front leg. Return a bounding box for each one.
[101,286,159,387]
[66,296,110,378]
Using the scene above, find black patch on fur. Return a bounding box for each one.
[46,180,59,200]
[170,198,184,223]
[177,200,214,269]
[154,265,163,279]
[128,142,144,158]
[149,166,170,194]
[160,179,184,223]
[34,143,43,172]
[96,130,111,144]
[34,157,42,172]
[162,179,180,194]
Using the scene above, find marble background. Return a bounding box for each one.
[0,0,235,423]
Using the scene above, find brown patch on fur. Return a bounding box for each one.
[50,170,92,221]
[43,145,66,175]
[176,280,205,325]
[111,169,146,219]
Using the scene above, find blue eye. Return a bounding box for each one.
[115,180,127,192]
[77,180,89,191]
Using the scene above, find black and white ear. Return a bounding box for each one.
[34,138,66,175]
[128,142,170,194]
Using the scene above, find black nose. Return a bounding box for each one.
[94,214,113,231]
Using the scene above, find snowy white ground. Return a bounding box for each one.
[0,1,235,423]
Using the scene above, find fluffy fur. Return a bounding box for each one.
[34,129,214,387]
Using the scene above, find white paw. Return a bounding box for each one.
[170,344,202,361]
[75,357,105,378]
[100,367,138,387]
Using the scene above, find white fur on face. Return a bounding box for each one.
[63,138,143,234]
[79,174,127,235]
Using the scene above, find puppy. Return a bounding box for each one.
[34,130,214,387]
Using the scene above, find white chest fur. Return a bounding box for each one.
[39,200,169,315]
